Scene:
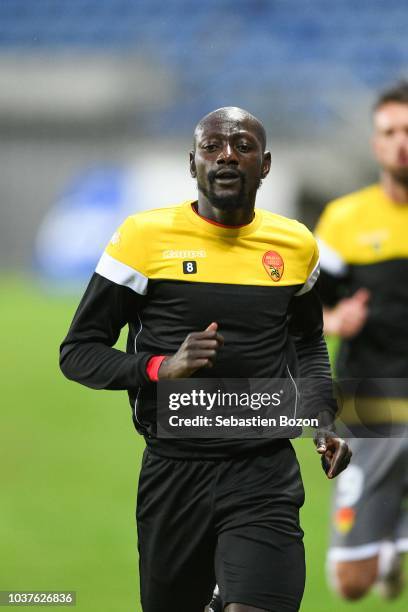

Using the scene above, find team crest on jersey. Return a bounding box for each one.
[262,251,284,281]
[334,507,355,534]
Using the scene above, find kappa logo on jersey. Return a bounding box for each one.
[262,251,284,281]
[334,507,355,534]
[357,229,389,252]
[163,249,207,259]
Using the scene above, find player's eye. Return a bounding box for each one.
[236,143,251,152]
[202,143,218,152]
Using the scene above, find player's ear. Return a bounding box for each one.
[190,151,197,178]
[261,151,271,178]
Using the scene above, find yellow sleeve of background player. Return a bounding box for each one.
[315,202,348,277]
[294,233,320,296]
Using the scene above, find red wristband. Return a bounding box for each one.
[146,355,166,382]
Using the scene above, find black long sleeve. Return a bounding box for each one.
[289,283,338,424]
[319,268,350,307]
[60,273,153,391]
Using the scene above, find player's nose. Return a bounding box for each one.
[395,130,408,145]
[217,142,238,164]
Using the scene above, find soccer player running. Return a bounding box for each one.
[316,81,408,601]
[60,107,351,612]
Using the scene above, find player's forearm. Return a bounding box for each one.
[60,272,152,391]
[289,286,338,421]
[322,306,340,336]
[294,332,338,422]
[60,342,152,390]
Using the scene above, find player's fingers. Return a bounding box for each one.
[205,323,225,346]
[188,333,224,349]
[189,330,222,343]
[189,358,212,371]
[353,288,371,304]
[188,330,213,340]
[321,454,331,475]
[315,436,327,453]
[199,336,225,348]
[186,349,218,365]
[328,441,351,478]
[215,332,224,346]
[191,339,220,349]
[189,348,217,357]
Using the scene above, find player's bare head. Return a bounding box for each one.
[372,81,408,184]
[190,107,271,212]
[193,107,267,151]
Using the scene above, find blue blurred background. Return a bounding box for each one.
[0,1,407,610]
[1,0,407,278]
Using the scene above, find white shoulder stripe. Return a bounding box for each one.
[295,258,320,296]
[317,238,347,276]
[95,251,148,295]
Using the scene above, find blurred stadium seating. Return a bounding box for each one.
[0,0,406,134]
[0,1,406,270]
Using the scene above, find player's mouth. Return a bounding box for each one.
[214,169,242,185]
[397,150,408,165]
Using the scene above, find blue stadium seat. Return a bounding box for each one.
[0,0,406,131]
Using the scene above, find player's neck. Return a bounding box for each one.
[380,172,408,204]
[195,197,255,226]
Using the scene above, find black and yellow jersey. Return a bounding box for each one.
[316,185,408,422]
[60,200,335,458]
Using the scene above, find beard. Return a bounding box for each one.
[390,166,408,187]
[197,170,259,211]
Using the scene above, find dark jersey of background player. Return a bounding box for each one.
[60,107,351,612]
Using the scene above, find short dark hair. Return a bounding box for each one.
[374,80,408,111]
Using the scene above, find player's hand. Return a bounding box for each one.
[314,432,352,479]
[158,322,224,379]
[324,288,370,338]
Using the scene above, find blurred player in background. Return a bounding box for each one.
[316,81,408,601]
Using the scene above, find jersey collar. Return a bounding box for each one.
[183,201,262,237]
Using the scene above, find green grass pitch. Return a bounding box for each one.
[1,276,406,610]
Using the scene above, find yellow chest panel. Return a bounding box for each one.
[105,202,318,288]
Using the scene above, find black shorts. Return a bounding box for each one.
[136,440,305,612]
